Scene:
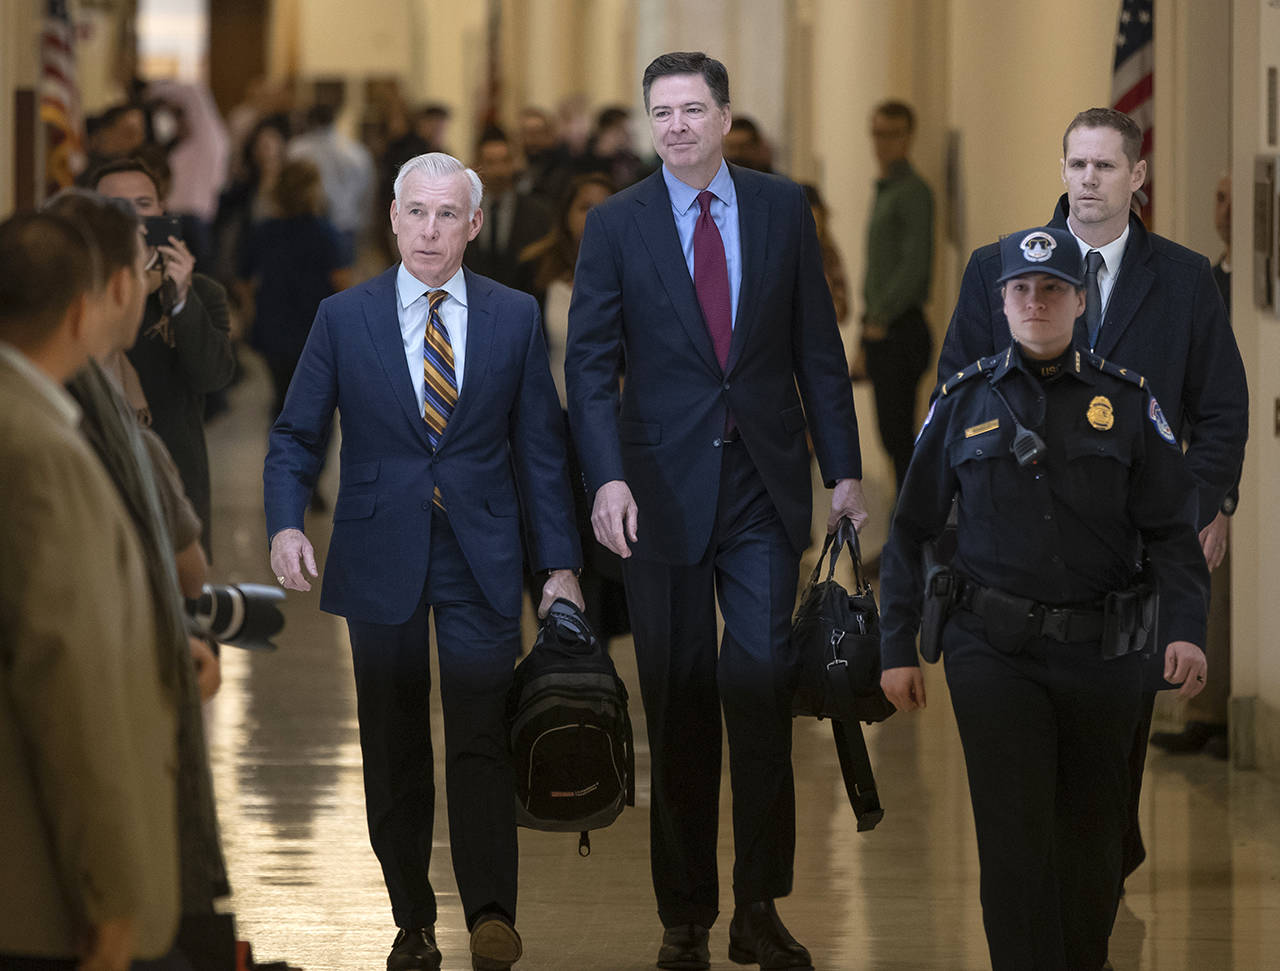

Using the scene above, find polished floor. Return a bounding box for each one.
[204,355,1280,970]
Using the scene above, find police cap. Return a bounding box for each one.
[996,226,1083,287]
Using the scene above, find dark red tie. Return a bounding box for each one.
[693,189,732,369]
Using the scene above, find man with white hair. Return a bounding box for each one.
[265,152,583,971]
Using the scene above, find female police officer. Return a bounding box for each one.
[877,226,1209,971]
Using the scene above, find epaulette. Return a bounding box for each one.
[1085,351,1147,389]
[939,352,1002,396]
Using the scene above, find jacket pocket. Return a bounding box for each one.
[333,493,376,521]
[780,404,806,434]
[487,491,519,517]
[618,419,661,445]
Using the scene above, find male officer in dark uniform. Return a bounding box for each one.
[880,227,1210,971]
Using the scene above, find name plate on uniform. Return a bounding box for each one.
[964,418,999,439]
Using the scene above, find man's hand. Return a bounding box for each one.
[190,636,221,701]
[79,916,135,971]
[538,569,586,618]
[270,527,318,591]
[1199,511,1229,571]
[591,480,638,558]
[157,236,195,305]
[1164,640,1208,698]
[881,665,926,712]
[828,478,870,534]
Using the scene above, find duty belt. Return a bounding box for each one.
[954,576,1106,644]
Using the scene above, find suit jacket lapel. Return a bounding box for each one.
[443,269,494,444]
[1095,221,1154,358]
[632,171,722,375]
[364,267,432,448]
[727,167,767,373]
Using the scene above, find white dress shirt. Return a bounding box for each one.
[1068,221,1130,329]
[396,263,469,414]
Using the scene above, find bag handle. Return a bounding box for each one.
[806,517,866,589]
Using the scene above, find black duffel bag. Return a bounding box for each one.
[790,518,893,830]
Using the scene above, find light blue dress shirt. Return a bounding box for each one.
[662,160,742,327]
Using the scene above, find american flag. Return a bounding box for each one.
[1111,0,1153,224]
[40,0,84,197]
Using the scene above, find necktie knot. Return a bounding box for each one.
[697,190,716,215]
[1085,250,1104,274]
[427,289,448,312]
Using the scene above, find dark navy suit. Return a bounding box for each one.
[565,165,861,927]
[264,265,579,931]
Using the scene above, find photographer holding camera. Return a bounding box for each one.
[91,156,235,556]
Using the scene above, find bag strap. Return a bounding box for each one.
[823,630,859,720]
[831,717,884,831]
[807,517,866,589]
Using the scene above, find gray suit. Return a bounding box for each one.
[0,348,179,960]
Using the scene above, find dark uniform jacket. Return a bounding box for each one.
[881,342,1209,670]
[936,196,1247,531]
[128,272,235,552]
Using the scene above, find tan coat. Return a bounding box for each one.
[0,349,179,960]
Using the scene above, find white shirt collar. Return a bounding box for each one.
[1068,221,1130,273]
[0,342,81,427]
[396,263,468,311]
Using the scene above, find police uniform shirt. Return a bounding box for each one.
[879,340,1209,670]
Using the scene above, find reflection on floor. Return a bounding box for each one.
[206,357,1280,970]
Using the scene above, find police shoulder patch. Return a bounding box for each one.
[1148,395,1176,444]
[916,398,938,443]
[1087,352,1147,390]
[940,354,998,396]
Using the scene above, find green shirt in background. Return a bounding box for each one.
[863,158,934,329]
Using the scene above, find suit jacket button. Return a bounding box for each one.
[421,500,430,511]
[713,438,722,447]
[722,381,730,390]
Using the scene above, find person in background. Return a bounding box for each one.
[465,130,553,291]
[1150,172,1237,760]
[801,183,850,325]
[723,116,774,173]
[516,106,571,204]
[518,173,630,648]
[212,115,291,290]
[238,157,351,419]
[854,99,935,497]
[0,210,178,971]
[288,100,375,268]
[93,156,236,558]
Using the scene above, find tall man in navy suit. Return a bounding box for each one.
[566,52,866,971]
[265,152,582,971]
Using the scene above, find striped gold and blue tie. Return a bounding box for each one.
[422,289,455,508]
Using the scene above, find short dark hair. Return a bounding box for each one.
[1063,107,1143,165]
[595,106,630,133]
[0,212,97,349]
[41,189,142,285]
[642,51,730,111]
[273,159,324,218]
[86,156,164,199]
[729,116,762,142]
[873,100,916,133]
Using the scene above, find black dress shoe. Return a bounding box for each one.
[388,927,442,971]
[1150,721,1227,754]
[728,901,813,971]
[657,924,710,970]
[470,913,523,971]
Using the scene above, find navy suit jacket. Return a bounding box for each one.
[565,165,861,564]
[936,196,1248,531]
[264,266,580,624]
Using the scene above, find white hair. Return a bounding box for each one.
[393,152,484,214]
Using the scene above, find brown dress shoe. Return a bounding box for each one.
[470,913,523,971]
[657,924,710,970]
[728,901,813,970]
